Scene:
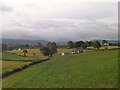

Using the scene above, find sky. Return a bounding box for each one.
[0,0,118,42]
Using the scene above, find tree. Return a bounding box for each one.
[25,44,29,49]
[38,42,43,48]
[85,41,94,47]
[40,47,51,56]
[88,41,93,47]
[46,42,57,54]
[74,41,84,48]
[67,41,75,48]
[47,42,57,48]
[82,43,87,50]
[40,42,57,57]
[102,40,108,45]
[23,49,28,57]
[94,41,101,49]
[2,44,8,51]
[85,41,89,47]
[102,40,108,49]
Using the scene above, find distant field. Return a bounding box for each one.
[7,49,46,59]
[6,48,74,60]
[57,48,74,54]
[106,46,119,49]
[2,61,29,74]
[3,49,118,88]
[2,52,33,61]
[87,46,119,50]
[6,46,119,57]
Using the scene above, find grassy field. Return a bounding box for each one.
[7,49,45,59]
[57,48,74,54]
[0,60,1,75]
[2,61,30,74]
[2,49,118,88]
[87,46,119,50]
[6,48,74,60]
[6,46,119,56]
[1,52,33,61]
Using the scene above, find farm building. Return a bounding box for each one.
[71,48,84,54]
[18,48,21,50]
[61,52,70,56]
[103,43,109,46]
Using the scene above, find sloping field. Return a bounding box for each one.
[2,52,33,61]
[7,49,45,59]
[2,61,30,74]
[87,46,119,50]
[57,48,74,54]
[3,50,118,88]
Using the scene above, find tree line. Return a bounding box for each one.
[67,40,106,49]
[1,40,109,57]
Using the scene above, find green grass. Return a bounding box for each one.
[6,48,74,60]
[6,46,119,59]
[2,49,118,88]
[1,52,33,61]
[87,46,119,50]
[2,61,30,74]
[7,49,45,59]
[0,60,2,75]
[57,48,74,54]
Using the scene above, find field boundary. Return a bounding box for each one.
[2,59,32,62]
[2,52,34,61]
[1,58,50,78]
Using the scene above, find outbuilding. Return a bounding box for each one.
[71,48,84,54]
[61,52,70,56]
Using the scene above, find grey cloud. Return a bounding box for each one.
[3,17,117,41]
[40,2,117,20]
[2,2,118,41]
[0,4,13,12]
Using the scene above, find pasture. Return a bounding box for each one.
[57,48,74,54]
[2,52,34,61]
[2,61,30,74]
[2,49,118,88]
[6,49,46,59]
[87,46,119,50]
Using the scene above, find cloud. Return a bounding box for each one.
[1,1,118,41]
[2,17,118,41]
[0,4,13,12]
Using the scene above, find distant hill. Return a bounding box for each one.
[56,42,67,46]
[2,39,68,46]
[2,39,49,45]
[2,39,120,46]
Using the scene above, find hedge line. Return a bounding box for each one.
[2,58,50,78]
[2,59,32,62]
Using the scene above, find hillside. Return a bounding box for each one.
[2,39,48,45]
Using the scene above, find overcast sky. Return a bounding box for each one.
[0,0,118,42]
